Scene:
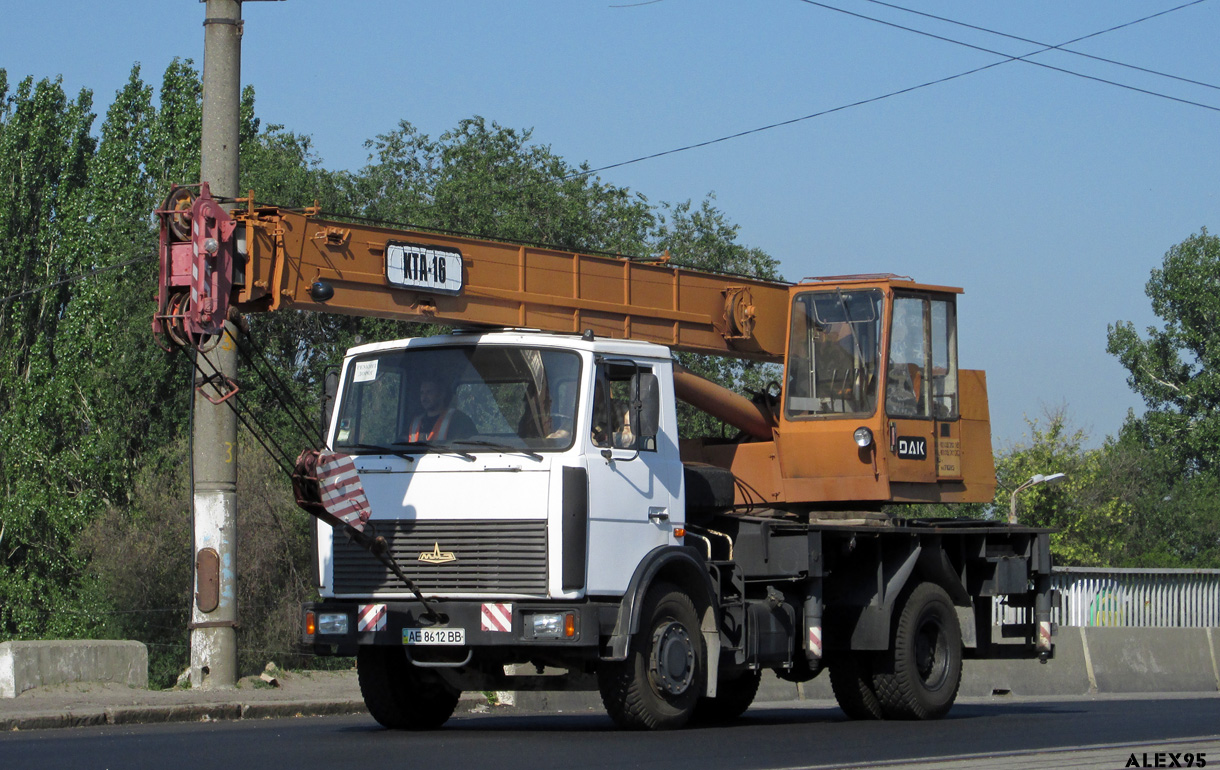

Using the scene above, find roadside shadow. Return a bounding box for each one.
[338,700,1088,736]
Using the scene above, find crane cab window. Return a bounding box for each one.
[886,295,958,420]
[785,289,883,418]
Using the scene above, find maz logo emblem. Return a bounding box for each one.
[418,542,456,564]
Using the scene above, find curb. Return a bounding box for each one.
[1,694,499,732]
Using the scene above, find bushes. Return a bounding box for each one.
[79,434,330,688]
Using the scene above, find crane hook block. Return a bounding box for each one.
[152,183,236,348]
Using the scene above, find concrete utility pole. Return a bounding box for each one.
[191,0,243,689]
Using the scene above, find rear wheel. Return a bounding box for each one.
[692,668,761,723]
[357,646,461,729]
[598,583,705,730]
[872,582,962,720]
[828,652,884,720]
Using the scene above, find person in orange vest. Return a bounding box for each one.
[407,377,475,442]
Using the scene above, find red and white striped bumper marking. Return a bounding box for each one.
[316,452,371,532]
[808,625,823,658]
[358,604,387,633]
[481,603,513,632]
[1038,620,1053,652]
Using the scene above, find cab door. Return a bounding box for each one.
[583,358,677,595]
[885,294,960,483]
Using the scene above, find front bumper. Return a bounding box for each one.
[302,599,615,656]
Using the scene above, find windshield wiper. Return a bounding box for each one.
[390,440,475,461]
[453,440,543,461]
[343,443,415,462]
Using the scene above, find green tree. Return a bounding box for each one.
[651,196,784,438]
[1094,433,1220,568]
[651,196,781,280]
[147,58,201,194]
[997,414,1127,565]
[987,410,1220,568]
[0,62,203,642]
[0,72,102,638]
[1107,229,1220,475]
[346,116,655,255]
[0,59,788,674]
[1103,229,1220,567]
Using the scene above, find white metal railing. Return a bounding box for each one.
[994,567,1220,628]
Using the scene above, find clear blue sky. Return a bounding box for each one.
[4,1,1218,449]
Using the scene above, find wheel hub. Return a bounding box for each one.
[915,616,949,689]
[649,620,695,695]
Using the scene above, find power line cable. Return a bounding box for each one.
[6,6,1210,317]
[1,5,1210,307]
[559,0,1215,183]
[794,0,1220,112]
[859,0,1219,93]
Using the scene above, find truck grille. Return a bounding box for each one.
[332,519,548,596]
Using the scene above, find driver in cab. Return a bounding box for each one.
[407,377,475,442]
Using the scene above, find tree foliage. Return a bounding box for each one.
[995,413,1128,566]
[1099,229,1220,567]
[346,116,655,255]
[0,71,105,638]
[653,196,784,438]
[1108,229,1220,475]
[0,61,789,677]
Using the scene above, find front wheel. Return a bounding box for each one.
[598,582,705,730]
[357,646,461,729]
[872,582,962,720]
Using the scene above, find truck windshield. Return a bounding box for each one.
[785,289,883,418]
[333,345,582,454]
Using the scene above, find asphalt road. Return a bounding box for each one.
[2,696,1218,770]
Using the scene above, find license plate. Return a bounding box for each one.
[403,627,466,646]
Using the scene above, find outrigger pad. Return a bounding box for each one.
[292,450,371,532]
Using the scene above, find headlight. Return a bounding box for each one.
[318,612,350,635]
[531,612,577,638]
[853,426,874,448]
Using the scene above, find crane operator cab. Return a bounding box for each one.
[704,275,995,509]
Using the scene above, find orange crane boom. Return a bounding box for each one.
[154,185,790,361]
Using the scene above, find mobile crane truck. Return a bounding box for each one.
[154,185,1055,730]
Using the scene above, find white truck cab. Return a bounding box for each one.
[318,330,685,602]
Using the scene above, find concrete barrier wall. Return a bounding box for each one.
[514,627,1220,712]
[1080,627,1219,694]
[843,626,1219,700]
[0,640,148,698]
[3,628,1216,705]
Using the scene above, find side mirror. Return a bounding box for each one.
[631,373,660,439]
[321,366,340,445]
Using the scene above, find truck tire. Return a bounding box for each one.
[598,582,705,730]
[872,582,962,720]
[828,652,884,720]
[357,646,461,729]
[692,669,761,723]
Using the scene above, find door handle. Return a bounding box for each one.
[648,507,669,523]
